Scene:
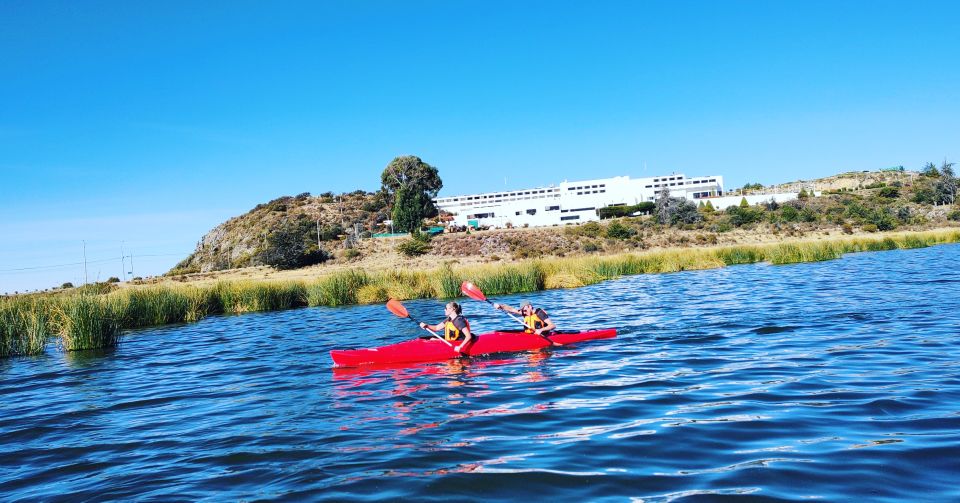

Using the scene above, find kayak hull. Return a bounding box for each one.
[330,328,617,367]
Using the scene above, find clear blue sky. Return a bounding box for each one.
[2,0,958,293]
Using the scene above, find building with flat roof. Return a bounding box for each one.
[434,173,725,228]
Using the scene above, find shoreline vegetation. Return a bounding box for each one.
[3,228,959,358]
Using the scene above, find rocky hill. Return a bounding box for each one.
[170,191,390,274]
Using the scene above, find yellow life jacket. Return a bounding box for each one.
[523,309,546,334]
[444,316,470,341]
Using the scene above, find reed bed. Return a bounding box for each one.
[54,295,122,352]
[1,229,959,357]
[0,297,50,357]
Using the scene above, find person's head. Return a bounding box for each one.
[445,302,462,317]
[520,300,533,315]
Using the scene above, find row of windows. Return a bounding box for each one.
[645,178,719,189]
[470,204,564,219]
[576,189,606,195]
[567,183,606,191]
[440,188,560,203]
[653,176,683,182]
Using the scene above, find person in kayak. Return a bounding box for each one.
[493,300,556,336]
[420,301,474,352]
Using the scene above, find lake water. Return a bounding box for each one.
[2,244,959,501]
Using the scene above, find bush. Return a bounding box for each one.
[564,221,603,238]
[598,202,655,219]
[342,249,361,260]
[878,186,900,198]
[606,221,636,239]
[261,216,332,270]
[725,205,763,227]
[948,208,960,221]
[61,282,74,289]
[397,238,431,257]
[107,277,120,283]
[863,223,879,232]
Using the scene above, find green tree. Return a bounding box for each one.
[921,162,940,178]
[260,216,330,270]
[798,188,810,199]
[739,197,750,208]
[704,200,715,213]
[381,155,442,232]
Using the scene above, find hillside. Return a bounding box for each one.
[170,191,390,274]
[167,168,958,280]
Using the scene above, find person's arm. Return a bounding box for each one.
[536,315,556,335]
[419,319,444,332]
[493,303,521,315]
[532,308,555,335]
[455,325,473,352]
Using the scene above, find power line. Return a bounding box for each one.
[0,253,187,274]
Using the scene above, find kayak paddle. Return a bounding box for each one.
[386,298,457,351]
[459,281,560,346]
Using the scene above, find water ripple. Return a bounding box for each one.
[2,245,960,500]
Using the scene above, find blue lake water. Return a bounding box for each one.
[2,244,959,501]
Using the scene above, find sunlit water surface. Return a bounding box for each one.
[2,244,959,501]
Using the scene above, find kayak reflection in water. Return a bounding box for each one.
[419,301,474,352]
[493,300,556,336]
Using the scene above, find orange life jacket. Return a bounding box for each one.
[444,316,471,341]
[523,309,546,334]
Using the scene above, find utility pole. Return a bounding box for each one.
[82,240,89,285]
[129,251,134,279]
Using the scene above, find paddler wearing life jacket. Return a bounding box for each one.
[419,301,474,352]
[493,300,556,336]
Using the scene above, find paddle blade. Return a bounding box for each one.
[386,298,410,318]
[460,281,487,302]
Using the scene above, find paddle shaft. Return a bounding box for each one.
[485,299,559,345]
[404,316,456,349]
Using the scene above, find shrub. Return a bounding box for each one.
[565,221,603,238]
[583,242,600,252]
[342,248,361,260]
[863,223,879,233]
[878,186,900,198]
[61,282,74,289]
[107,277,120,283]
[261,216,332,270]
[397,238,432,257]
[606,221,636,239]
[726,205,763,227]
[842,223,854,234]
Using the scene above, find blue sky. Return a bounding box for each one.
[2,0,958,293]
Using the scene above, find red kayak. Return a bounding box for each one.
[330,328,617,367]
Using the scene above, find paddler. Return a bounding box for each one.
[420,301,474,352]
[493,300,556,336]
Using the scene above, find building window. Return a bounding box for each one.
[546,205,559,211]
[526,209,536,215]
[561,215,580,221]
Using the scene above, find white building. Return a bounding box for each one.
[434,173,726,228]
